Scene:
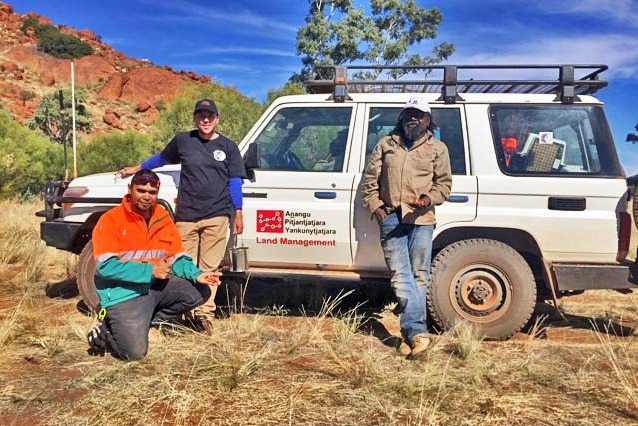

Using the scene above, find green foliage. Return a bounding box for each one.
[19,90,36,106]
[78,132,155,175]
[628,123,638,143]
[25,89,92,145]
[152,84,263,150]
[21,18,93,59]
[0,109,64,197]
[37,29,93,59]
[264,82,306,108]
[295,0,454,80]
[20,17,45,34]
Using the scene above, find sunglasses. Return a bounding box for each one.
[132,175,160,187]
[195,112,217,121]
[404,109,429,120]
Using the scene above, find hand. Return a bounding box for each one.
[409,195,431,208]
[196,271,222,286]
[118,165,141,178]
[374,207,388,222]
[87,320,110,356]
[152,257,171,279]
[233,210,244,235]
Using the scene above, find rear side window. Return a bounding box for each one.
[490,105,622,176]
[366,107,466,174]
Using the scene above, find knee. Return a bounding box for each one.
[112,342,148,361]
[122,349,147,361]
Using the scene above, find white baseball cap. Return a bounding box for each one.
[402,96,431,113]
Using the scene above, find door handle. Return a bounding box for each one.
[243,192,268,198]
[314,191,336,199]
[447,195,469,203]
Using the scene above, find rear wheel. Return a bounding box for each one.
[78,241,100,313]
[427,239,536,340]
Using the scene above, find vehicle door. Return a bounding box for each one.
[240,104,358,268]
[352,104,478,270]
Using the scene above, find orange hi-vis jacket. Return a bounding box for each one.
[92,195,201,308]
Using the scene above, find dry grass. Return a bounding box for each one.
[0,199,638,425]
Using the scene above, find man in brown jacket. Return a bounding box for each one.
[361,97,452,359]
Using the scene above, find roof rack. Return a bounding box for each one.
[304,64,608,104]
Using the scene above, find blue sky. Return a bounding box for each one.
[8,0,638,174]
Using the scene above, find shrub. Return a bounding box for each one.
[21,19,93,59]
[77,131,155,175]
[0,110,64,197]
[20,17,44,34]
[264,82,305,108]
[26,89,92,144]
[37,29,93,59]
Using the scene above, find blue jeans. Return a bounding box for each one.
[379,212,433,342]
[105,275,209,361]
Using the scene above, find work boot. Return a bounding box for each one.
[183,311,213,335]
[395,338,412,356]
[407,334,431,360]
[194,314,214,336]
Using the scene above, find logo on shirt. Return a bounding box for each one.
[213,150,226,161]
[257,210,284,233]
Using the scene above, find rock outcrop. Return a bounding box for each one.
[0,2,213,136]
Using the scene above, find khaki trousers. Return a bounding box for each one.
[176,216,229,314]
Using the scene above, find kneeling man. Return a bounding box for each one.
[88,168,220,360]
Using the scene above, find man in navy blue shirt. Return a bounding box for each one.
[119,99,245,331]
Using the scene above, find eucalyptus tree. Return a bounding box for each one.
[295,0,454,80]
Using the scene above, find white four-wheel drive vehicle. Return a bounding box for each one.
[38,64,637,339]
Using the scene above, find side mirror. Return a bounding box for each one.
[243,142,261,180]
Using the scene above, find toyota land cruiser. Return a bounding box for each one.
[37,64,636,339]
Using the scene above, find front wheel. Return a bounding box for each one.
[78,241,100,313]
[427,239,537,340]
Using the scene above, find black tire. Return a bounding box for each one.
[427,238,537,340]
[78,241,100,313]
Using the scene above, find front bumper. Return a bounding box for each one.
[40,221,83,253]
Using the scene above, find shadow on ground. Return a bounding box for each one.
[45,275,635,340]
[45,278,79,300]
[217,276,395,316]
[524,300,636,338]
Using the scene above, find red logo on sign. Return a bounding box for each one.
[257,210,284,233]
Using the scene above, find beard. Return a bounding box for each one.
[403,122,426,141]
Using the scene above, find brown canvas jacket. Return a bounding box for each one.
[361,130,452,225]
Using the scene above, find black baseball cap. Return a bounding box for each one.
[194,98,218,114]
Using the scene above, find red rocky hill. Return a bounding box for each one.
[0,2,212,136]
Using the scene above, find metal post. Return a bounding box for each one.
[58,90,68,181]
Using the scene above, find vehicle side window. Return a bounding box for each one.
[366,107,466,174]
[254,107,352,172]
[490,105,622,176]
[434,109,466,175]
